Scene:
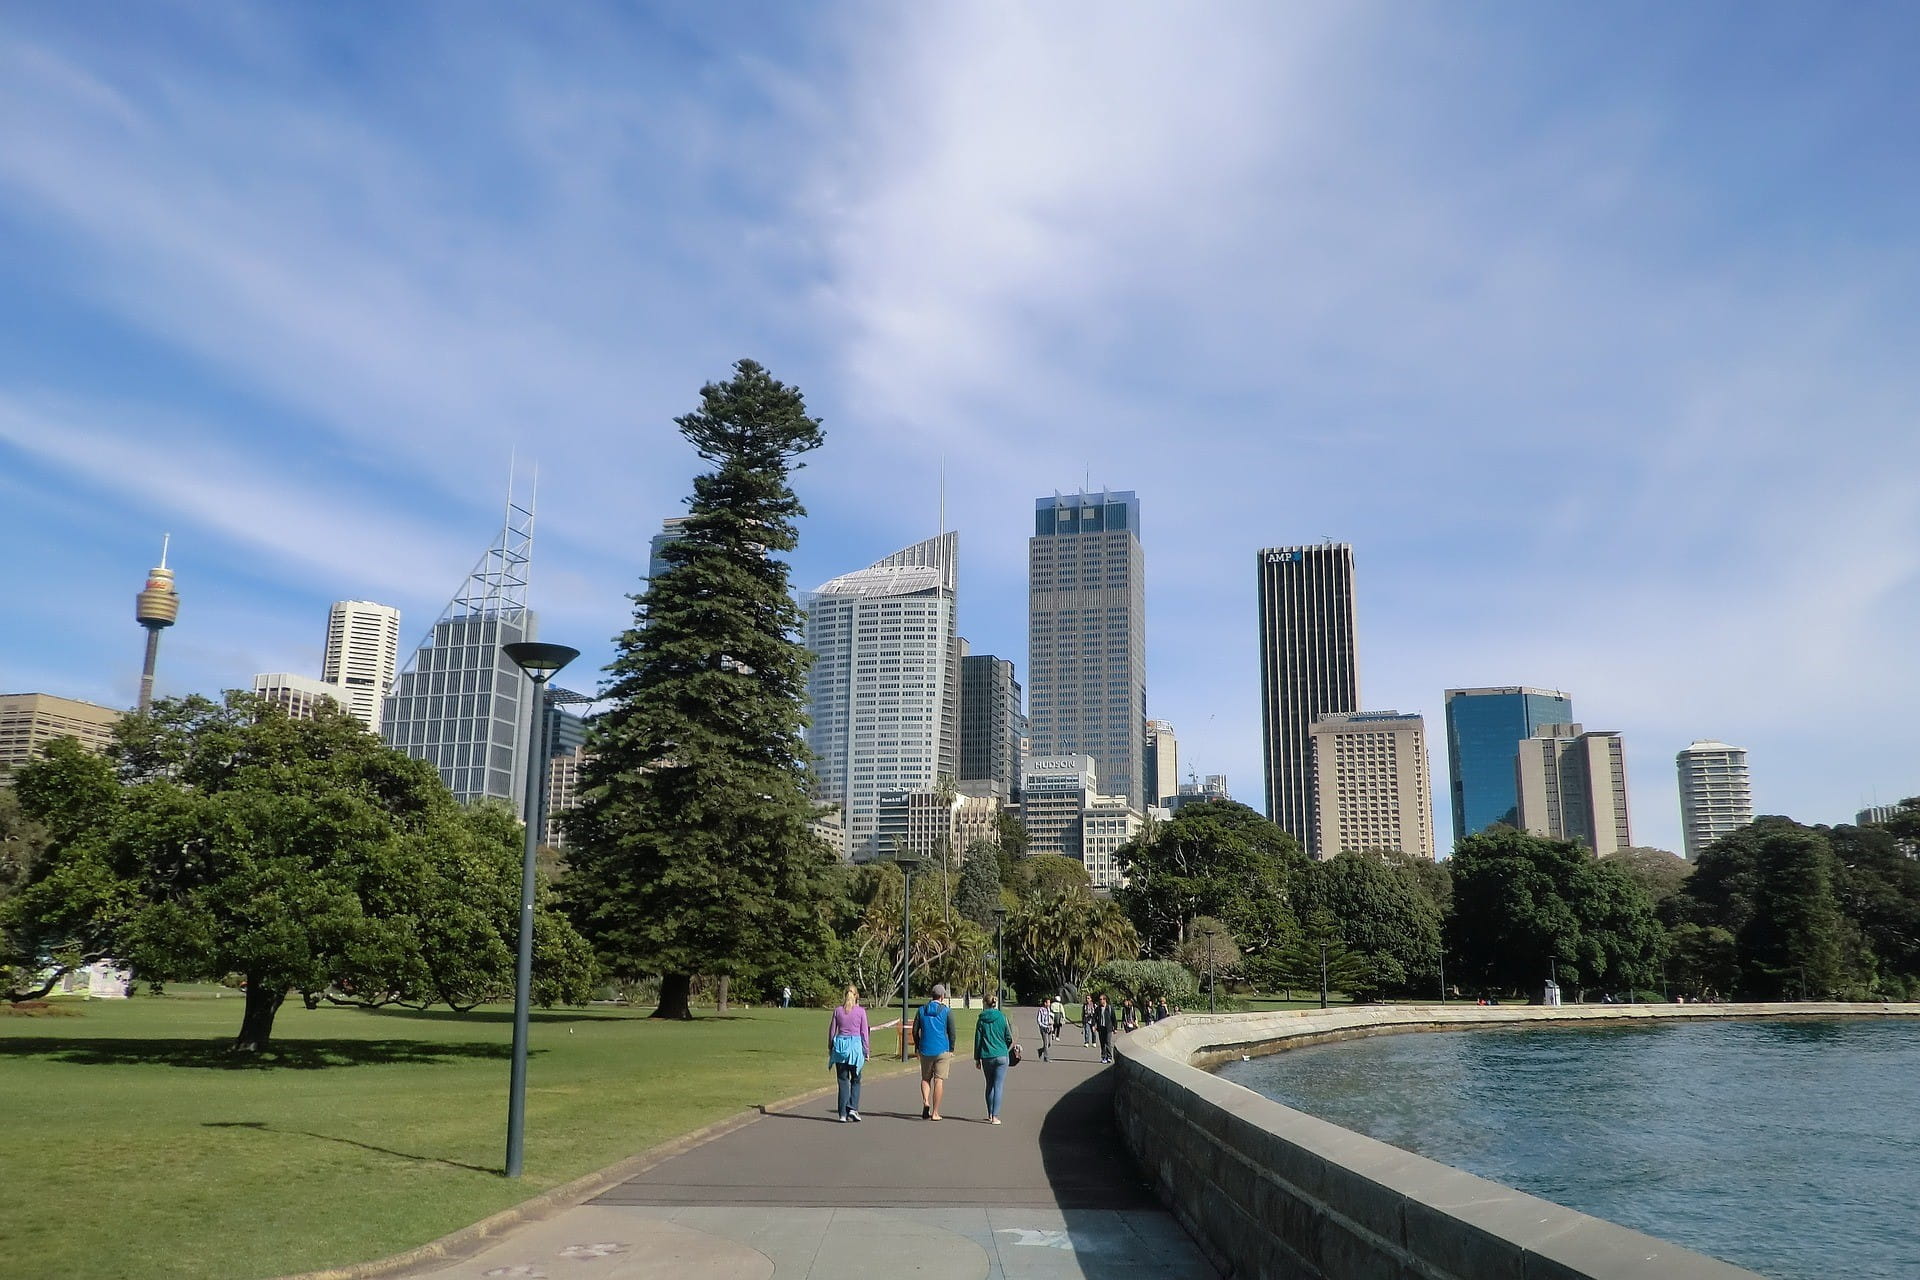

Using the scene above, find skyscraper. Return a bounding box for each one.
[0,693,122,774]
[1515,723,1632,855]
[1028,491,1147,807]
[1676,741,1753,860]
[1309,711,1436,860]
[959,653,1022,799]
[382,487,539,816]
[1256,544,1359,856]
[1144,719,1179,807]
[804,533,960,860]
[251,672,345,720]
[323,600,402,733]
[1443,687,1574,843]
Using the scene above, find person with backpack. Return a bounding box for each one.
[914,983,958,1121]
[974,993,1014,1124]
[1046,994,1066,1058]
[827,985,870,1122]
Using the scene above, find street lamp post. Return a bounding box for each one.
[896,850,920,1060]
[1438,947,1447,1007]
[500,641,579,1179]
[993,907,1007,1006]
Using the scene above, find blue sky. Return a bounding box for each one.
[5,2,1919,853]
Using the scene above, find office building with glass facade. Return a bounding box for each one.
[804,533,960,861]
[959,653,1022,799]
[382,495,539,817]
[1028,491,1147,808]
[1443,686,1574,844]
[1256,544,1359,856]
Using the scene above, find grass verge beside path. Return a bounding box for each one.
[0,996,937,1280]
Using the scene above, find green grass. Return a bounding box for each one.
[0,995,928,1280]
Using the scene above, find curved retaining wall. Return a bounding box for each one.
[1113,1002,1920,1280]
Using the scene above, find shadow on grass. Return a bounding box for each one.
[0,1036,521,1070]
[205,1121,499,1174]
[360,1006,634,1025]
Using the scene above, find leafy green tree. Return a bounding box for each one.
[1086,958,1197,1008]
[994,811,1030,865]
[954,842,1003,929]
[5,696,595,1046]
[1010,889,1137,998]
[1828,821,1920,996]
[1665,923,1739,998]
[1175,916,1239,1002]
[1008,853,1091,899]
[1446,828,1663,997]
[1115,799,1303,980]
[1296,851,1442,998]
[3,739,120,1001]
[1609,846,1693,917]
[562,361,837,1020]
[1271,910,1367,1006]
[1680,817,1860,998]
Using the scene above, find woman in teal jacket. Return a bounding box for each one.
[973,994,1014,1124]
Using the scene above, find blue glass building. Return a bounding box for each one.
[1443,687,1573,844]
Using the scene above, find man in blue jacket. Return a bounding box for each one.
[914,983,957,1121]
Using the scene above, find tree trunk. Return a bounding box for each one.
[716,974,730,1013]
[652,972,694,1020]
[234,982,286,1051]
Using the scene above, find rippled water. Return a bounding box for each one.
[1214,1018,1920,1280]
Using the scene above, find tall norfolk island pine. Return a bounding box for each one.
[563,361,837,1019]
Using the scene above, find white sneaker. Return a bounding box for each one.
[849,1111,862,1122]
[839,1115,851,1122]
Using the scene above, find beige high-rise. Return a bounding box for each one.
[1309,711,1435,861]
[1515,723,1632,855]
[0,693,123,774]
[1144,719,1179,807]
[251,673,346,720]
[323,600,402,733]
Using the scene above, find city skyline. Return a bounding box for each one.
[6,5,1920,851]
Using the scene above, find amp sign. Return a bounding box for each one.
[1264,550,1302,564]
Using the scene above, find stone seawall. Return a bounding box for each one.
[1112,1002,1920,1280]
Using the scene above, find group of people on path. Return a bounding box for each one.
[829,984,1184,1121]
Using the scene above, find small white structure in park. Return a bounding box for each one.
[55,962,133,999]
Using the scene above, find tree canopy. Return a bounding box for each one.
[1446,827,1663,996]
[4,696,595,1048]
[561,360,838,1019]
[1114,799,1304,981]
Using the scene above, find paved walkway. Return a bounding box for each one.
[417,1022,1217,1279]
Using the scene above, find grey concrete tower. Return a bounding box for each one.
[1257,544,1359,855]
[1027,491,1147,807]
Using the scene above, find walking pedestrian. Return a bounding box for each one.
[1121,998,1138,1033]
[1155,996,1171,1023]
[827,986,870,1122]
[1035,1002,1054,1062]
[1094,992,1117,1064]
[781,984,792,1009]
[1081,994,1096,1046]
[975,993,1014,1124]
[913,982,957,1121]
[1047,993,1066,1057]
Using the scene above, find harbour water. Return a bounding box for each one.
[1214,1017,1920,1280]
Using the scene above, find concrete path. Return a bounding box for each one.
[417,1023,1217,1279]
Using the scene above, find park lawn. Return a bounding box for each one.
[0,994,933,1280]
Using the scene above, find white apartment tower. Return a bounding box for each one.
[805,533,960,861]
[1676,741,1753,860]
[1515,723,1632,855]
[324,600,402,733]
[1309,711,1436,861]
[1144,719,1179,807]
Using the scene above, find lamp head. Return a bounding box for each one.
[894,850,922,873]
[503,641,579,678]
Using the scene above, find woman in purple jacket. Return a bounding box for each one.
[828,986,871,1122]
